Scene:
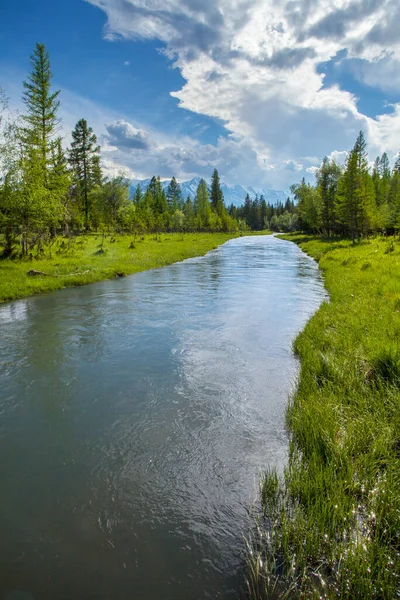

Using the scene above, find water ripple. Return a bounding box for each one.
[0,235,326,600]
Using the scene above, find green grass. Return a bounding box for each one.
[0,232,241,303]
[247,234,400,599]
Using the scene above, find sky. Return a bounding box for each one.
[1,0,400,189]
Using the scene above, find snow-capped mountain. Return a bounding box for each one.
[130,177,291,207]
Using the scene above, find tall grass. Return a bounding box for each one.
[0,232,238,303]
[246,235,400,599]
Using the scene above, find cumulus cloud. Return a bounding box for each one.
[84,0,400,187]
[105,120,154,150]
[102,127,267,185]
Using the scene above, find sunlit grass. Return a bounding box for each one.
[246,234,400,599]
[0,232,239,303]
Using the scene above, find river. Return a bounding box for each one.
[0,235,326,600]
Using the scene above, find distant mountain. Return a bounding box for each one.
[130,177,292,207]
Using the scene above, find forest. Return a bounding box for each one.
[232,133,400,238]
[0,43,243,262]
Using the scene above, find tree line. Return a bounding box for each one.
[232,130,400,238]
[291,131,400,239]
[0,43,241,258]
[229,195,298,232]
[129,170,238,234]
[3,44,396,258]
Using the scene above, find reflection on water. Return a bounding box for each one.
[0,236,326,600]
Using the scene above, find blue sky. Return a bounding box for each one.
[1,0,400,188]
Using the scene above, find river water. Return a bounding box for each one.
[0,235,325,600]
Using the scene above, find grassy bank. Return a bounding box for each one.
[0,232,239,303]
[247,235,400,599]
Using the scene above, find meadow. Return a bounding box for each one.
[247,234,400,599]
[0,232,238,303]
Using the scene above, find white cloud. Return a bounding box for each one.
[5,0,400,188]
[124,60,131,66]
[105,120,155,150]
[82,0,400,187]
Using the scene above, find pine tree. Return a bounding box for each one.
[317,157,341,236]
[260,198,268,230]
[153,176,168,215]
[69,119,101,229]
[22,43,60,167]
[166,176,182,210]
[133,184,143,206]
[243,193,252,226]
[195,179,212,229]
[210,168,224,216]
[336,132,376,240]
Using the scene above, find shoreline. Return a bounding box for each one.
[247,233,400,599]
[0,232,240,305]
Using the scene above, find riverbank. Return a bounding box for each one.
[247,234,400,599]
[0,232,243,303]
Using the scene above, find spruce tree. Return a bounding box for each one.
[210,168,224,216]
[336,131,376,240]
[154,176,169,214]
[22,43,60,167]
[133,184,143,206]
[166,176,182,210]
[69,119,101,229]
[195,179,212,229]
[317,157,341,236]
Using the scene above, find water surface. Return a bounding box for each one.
[0,235,325,600]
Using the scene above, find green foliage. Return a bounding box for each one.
[91,176,130,230]
[286,131,400,239]
[166,176,183,210]
[68,118,102,229]
[210,168,224,216]
[195,178,213,229]
[292,178,322,231]
[317,157,342,235]
[22,43,60,164]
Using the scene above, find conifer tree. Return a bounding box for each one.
[166,176,182,210]
[133,184,143,206]
[22,43,60,167]
[153,176,169,214]
[195,179,212,229]
[69,119,101,229]
[317,157,341,236]
[336,132,376,240]
[210,168,224,216]
[260,196,267,230]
